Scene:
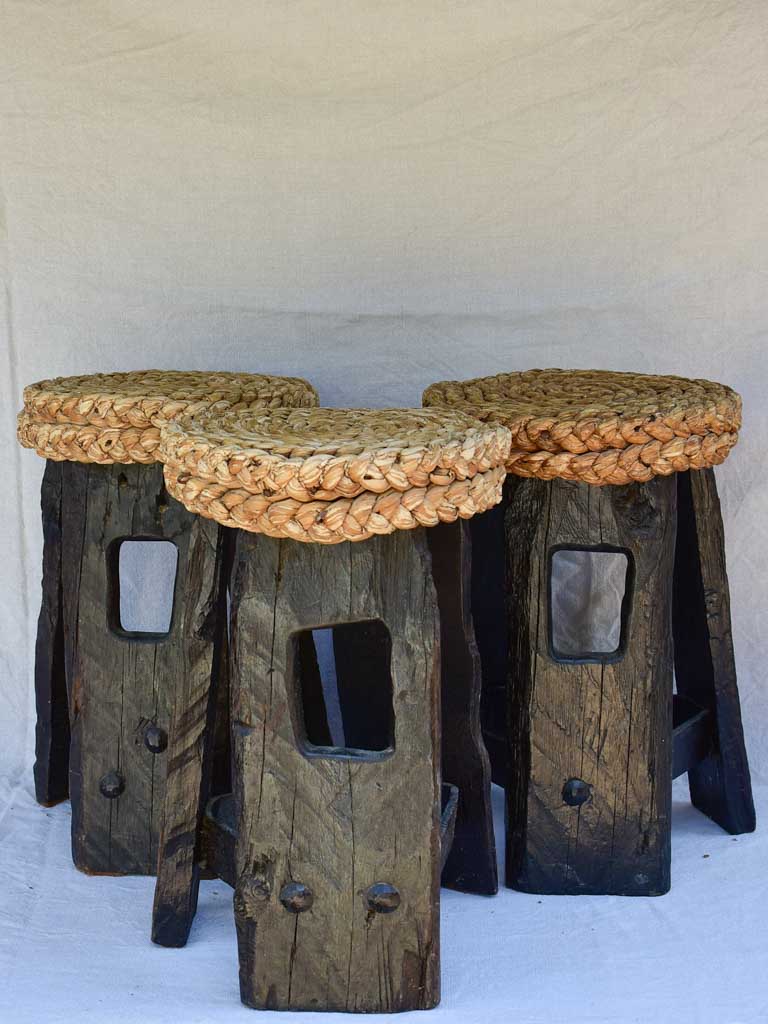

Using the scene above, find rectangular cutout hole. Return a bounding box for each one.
[549,547,632,663]
[109,539,178,638]
[293,620,394,760]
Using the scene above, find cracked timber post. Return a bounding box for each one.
[229,527,442,1013]
[57,461,227,876]
[503,474,676,896]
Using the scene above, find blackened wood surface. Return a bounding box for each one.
[151,520,230,945]
[33,460,70,806]
[469,503,508,787]
[428,520,497,895]
[62,462,221,875]
[506,476,676,896]
[673,469,755,834]
[230,530,441,1013]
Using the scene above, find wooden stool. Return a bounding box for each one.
[18,370,317,874]
[151,406,509,1011]
[425,369,755,896]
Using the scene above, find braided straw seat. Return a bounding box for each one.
[160,407,511,544]
[17,370,318,464]
[423,369,740,486]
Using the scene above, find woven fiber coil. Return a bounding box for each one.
[160,407,511,543]
[163,465,506,544]
[423,368,740,485]
[17,370,318,464]
[158,407,511,500]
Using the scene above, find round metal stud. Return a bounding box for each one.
[364,882,401,914]
[562,777,591,807]
[99,771,125,799]
[279,882,314,913]
[144,724,168,754]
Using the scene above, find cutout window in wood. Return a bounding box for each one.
[549,546,633,663]
[293,620,394,760]
[108,539,179,639]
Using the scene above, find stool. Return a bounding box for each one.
[151,407,509,1012]
[424,369,755,896]
[17,370,318,874]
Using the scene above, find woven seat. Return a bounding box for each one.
[423,368,741,485]
[160,407,511,543]
[17,370,318,464]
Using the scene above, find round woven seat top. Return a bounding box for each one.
[423,369,741,485]
[159,407,511,543]
[160,406,511,500]
[17,370,318,464]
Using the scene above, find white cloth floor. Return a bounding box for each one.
[1,778,766,1024]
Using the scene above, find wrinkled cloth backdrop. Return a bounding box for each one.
[1,3,767,1022]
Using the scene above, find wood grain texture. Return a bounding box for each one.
[428,520,497,895]
[230,529,441,1013]
[33,460,71,806]
[151,521,231,945]
[506,476,676,896]
[61,462,221,875]
[672,469,755,834]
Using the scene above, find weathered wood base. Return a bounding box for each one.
[228,529,442,1013]
[32,460,228,875]
[428,521,497,895]
[672,469,755,834]
[33,461,70,806]
[504,475,676,896]
[473,468,754,896]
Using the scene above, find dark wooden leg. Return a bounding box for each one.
[33,460,70,806]
[230,530,441,1013]
[672,469,755,834]
[469,502,508,787]
[332,621,392,750]
[506,476,676,896]
[151,522,231,946]
[62,462,222,875]
[428,520,497,895]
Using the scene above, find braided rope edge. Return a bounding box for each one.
[163,464,506,544]
[506,431,738,485]
[159,418,512,501]
[423,370,741,454]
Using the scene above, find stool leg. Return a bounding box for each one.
[33,460,70,806]
[151,520,231,946]
[428,520,497,895]
[672,469,755,834]
[469,502,508,787]
[505,475,676,896]
[62,462,223,875]
[230,529,441,1013]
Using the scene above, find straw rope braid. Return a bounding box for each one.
[18,370,318,464]
[423,369,741,452]
[159,407,511,501]
[162,464,506,544]
[22,370,318,427]
[506,431,738,486]
[17,417,166,465]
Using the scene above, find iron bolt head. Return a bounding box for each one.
[99,771,125,799]
[144,724,168,754]
[364,882,401,914]
[562,778,591,806]
[279,882,314,913]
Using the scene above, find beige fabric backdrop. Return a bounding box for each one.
[2,2,767,796]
